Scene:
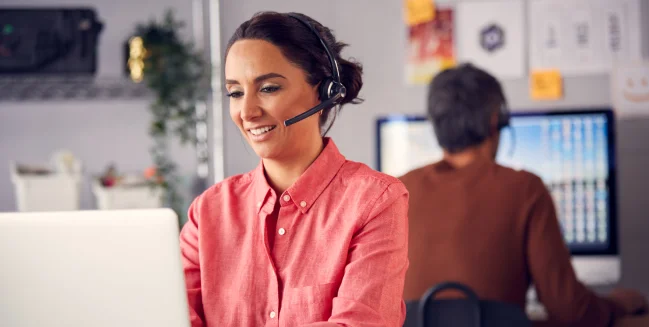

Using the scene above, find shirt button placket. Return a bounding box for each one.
[261,195,280,326]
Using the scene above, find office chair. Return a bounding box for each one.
[404,281,531,327]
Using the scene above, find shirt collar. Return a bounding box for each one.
[251,161,271,214]
[251,137,346,214]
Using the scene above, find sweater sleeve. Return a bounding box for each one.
[525,176,623,327]
[179,198,206,327]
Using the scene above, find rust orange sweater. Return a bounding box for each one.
[400,158,623,327]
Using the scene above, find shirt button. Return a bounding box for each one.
[257,201,262,208]
[278,228,286,236]
[300,201,307,208]
[270,311,276,319]
[283,194,291,202]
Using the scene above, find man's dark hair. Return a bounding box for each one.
[426,63,506,153]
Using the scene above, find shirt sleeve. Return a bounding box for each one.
[301,182,410,327]
[179,198,206,327]
[525,176,622,327]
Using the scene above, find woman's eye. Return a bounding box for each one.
[226,91,243,98]
[260,85,280,93]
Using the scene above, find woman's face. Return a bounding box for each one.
[225,39,322,161]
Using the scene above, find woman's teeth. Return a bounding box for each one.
[250,126,276,136]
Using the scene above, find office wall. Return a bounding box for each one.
[218,0,649,296]
[0,0,198,211]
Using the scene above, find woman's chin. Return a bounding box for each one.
[251,143,281,160]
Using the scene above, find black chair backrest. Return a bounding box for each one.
[404,281,531,327]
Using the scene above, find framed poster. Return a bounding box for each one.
[455,0,526,79]
[529,0,642,76]
[405,7,455,85]
[612,61,649,117]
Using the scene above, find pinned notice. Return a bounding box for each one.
[404,0,435,26]
[530,69,563,100]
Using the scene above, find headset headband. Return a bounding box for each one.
[287,14,341,84]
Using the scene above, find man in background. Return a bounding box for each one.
[400,63,647,326]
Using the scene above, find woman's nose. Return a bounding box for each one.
[239,95,263,121]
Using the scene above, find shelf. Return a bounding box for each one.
[0,76,152,102]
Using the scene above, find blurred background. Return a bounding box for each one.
[1,0,647,299]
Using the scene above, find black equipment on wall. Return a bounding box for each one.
[0,8,103,74]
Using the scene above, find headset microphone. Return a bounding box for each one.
[284,91,345,126]
[283,14,347,127]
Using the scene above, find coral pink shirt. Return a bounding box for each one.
[180,138,409,327]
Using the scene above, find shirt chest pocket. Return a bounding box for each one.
[283,282,338,324]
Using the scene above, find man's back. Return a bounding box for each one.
[401,158,538,304]
[400,157,620,326]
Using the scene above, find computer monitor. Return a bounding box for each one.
[0,209,191,327]
[376,115,444,178]
[376,109,619,285]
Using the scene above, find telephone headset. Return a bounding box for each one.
[498,101,517,157]
[283,13,347,127]
[284,13,515,154]
[497,102,510,130]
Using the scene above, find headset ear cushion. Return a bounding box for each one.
[497,103,510,130]
[318,78,335,101]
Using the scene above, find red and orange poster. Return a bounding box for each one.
[406,8,456,85]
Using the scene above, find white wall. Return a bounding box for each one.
[218,0,649,296]
[0,0,198,211]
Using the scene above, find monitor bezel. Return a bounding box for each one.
[375,108,618,257]
[375,115,428,174]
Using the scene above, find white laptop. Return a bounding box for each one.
[0,209,191,327]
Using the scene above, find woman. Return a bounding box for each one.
[179,11,409,327]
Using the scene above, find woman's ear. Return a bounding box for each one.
[313,81,322,101]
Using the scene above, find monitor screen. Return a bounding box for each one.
[376,109,617,255]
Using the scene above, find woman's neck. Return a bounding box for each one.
[263,137,325,195]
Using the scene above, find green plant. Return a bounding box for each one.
[132,9,209,220]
